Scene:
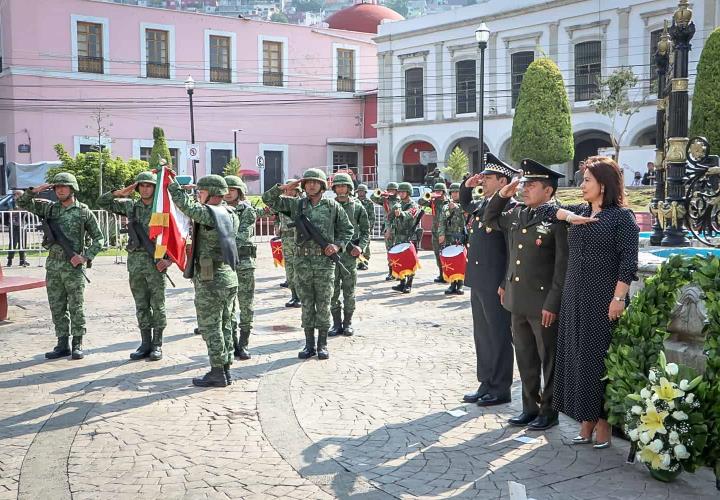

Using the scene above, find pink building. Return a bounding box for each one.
[0,0,380,193]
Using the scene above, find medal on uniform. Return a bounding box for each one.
[535,237,542,246]
[536,222,551,235]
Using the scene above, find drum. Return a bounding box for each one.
[387,242,419,279]
[440,244,467,282]
[270,237,285,268]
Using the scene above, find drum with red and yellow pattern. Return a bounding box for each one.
[270,236,285,268]
[387,243,419,280]
[440,244,467,282]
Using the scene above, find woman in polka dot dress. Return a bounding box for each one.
[536,156,639,448]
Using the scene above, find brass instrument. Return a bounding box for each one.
[423,192,444,201]
[374,189,393,197]
[472,186,483,198]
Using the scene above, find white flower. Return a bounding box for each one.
[660,453,672,470]
[649,439,664,453]
[640,431,652,444]
[665,363,679,376]
[628,428,639,441]
[631,405,643,415]
[679,379,690,391]
[669,431,680,445]
[649,370,657,382]
[640,387,652,399]
[674,444,690,460]
[672,411,688,421]
[685,393,695,404]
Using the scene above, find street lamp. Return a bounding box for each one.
[232,128,243,160]
[184,75,197,181]
[475,22,490,174]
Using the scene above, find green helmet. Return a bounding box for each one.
[449,182,461,193]
[332,172,354,192]
[301,168,328,190]
[356,184,368,192]
[135,171,156,185]
[398,182,413,193]
[52,172,79,192]
[386,182,399,191]
[224,175,247,195]
[197,174,228,196]
[433,182,448,193]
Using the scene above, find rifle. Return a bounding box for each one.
[282,210,350,277]
[126,217,176,287]
[41,219,91,283]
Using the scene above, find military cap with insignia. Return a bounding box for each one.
[520,158,565,188]
[481,153,520,179]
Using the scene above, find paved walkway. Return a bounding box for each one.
[0,243,717,499]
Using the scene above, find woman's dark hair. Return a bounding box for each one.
[584,155,626,207]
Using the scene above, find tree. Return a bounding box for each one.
[442,147,469,182]
[224,157,241,177]
[149,126,173,170]
[86,107,112,198]
[49,144,147,209]
[511,58,574,165]
[384,0,408,17]
[591,67,645,162]
[270,12,289,23]
[690,27,720,149]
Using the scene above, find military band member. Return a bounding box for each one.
[388,182,420,294]
[437,183,466,295]
[485,159,568,430]
[279,181,302,307]
[371,182,399,281]
[419,182,449,283]
[223,175,257,360]
[355,184,375,270]
[460,154,518,406]
[262,169,354,360]
[98,171,171,361]
[169,175,239,388]
[328,173,370,337]
[18,173,104,360]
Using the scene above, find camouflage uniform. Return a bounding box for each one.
[169,175,239,387]
[97,171,167,361]
[17,173,104,360]
[388,183,420,293]
[370,182,399,280]
[355,184,375,266]
[437,183,467,294]
[262,169,353,360]
[418,182,449,281]
[279,212,298,293]
[328,174,370,337]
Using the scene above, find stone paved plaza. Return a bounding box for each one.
[0,243,717,500]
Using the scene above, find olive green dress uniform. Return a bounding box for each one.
[484,159,568,426]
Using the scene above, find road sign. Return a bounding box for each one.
[256,155,265,168]
[188,144,199,160]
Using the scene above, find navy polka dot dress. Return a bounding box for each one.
[539,203,639,422]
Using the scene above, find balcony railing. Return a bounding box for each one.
[337,76,355,93]
[146,62,169,79]
[210,66,231,83]
[263,71,283,87]
[78,56,104,74]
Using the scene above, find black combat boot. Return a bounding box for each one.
[385,264,394,281]
[45,336,71,359]
[194,327,201,335]
[279,280,289,288]
[192,366,228,387]
[298,329,317,359]
[235,329,251,360]
[285,290,301,308]
[5,258,12,267]
[453,280,465,295]
[342,312,354,336]
[434,273,445,283]
[223,363,233,385]
[149,329,163,361]
[130,329,152,360]
[444,281,457,295]
[20,260,30,267]
[402,275,414,294]
[328,309,344,337]
[317,330,329,360]
[71,336,84,360]
[392,278,406,292]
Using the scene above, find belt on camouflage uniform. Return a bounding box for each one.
[297,246,324,257]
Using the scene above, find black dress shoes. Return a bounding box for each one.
[508,412,538,426]
[462,387,486,403]
[477,393,511,407]
[527,414,559,431]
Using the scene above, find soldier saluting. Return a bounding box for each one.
[485,159,568,430]
[18,172,104,360]
[98,171,172,361]
[262,169,354,360]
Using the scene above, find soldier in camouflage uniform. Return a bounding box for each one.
[169,175,239,387]
[223,175,257,360]
[419,182,449,283]
[437,182,467,295]
[327,173,370,337]
[98,172,171,361]
[355,184,375,271]
[388,182,420,294]
[370,181,399,281]
[18,172,104,360]
[279,181,302,307]
[262,169,353,360]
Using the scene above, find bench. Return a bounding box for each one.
[0,264,46,321]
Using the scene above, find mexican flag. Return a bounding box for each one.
[149,166,191,271]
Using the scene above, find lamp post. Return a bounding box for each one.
[184,75,197,181]
[232,128,242,160]
[475,22,490,174]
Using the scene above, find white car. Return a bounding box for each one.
[410,185,432,204]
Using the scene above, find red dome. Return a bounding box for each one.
[326,3,404,34]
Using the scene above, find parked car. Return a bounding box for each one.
[410,185,432,204]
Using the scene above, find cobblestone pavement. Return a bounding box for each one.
[0,243,717,499]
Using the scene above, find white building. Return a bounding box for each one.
[375,0,719,185]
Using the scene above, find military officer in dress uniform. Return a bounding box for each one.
[460,153,519,407]
[485,159,568,430]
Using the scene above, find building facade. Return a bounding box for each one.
[375,0,719,185]
[0,0,379,192]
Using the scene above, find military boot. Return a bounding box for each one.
[285,290,301,308]
[328,309,344,337]
[194,327,201,335]
[402,275,414,294]
[71,337,84,360]
[385,264,394,281]
[298,329,317,359]
[453,280,465,295]
[342,312,354,336]
[192,366,228,387]
[236,329,251,360]
[149,329,163,361]
[392,278,406,292]
[279,280,289,288]
[444,281,458,295]
[434,273,446,283]
[45,336,71,359]
[223,363,233,385]
[317,330,329,360]
[130,329,152,360]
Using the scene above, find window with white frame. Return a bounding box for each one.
[263,41,283,86]
[455,60,476,114]
[209,35,231,83]
[337,49,355,92]
[405,68,424,119]
[146,29,169,79]
[574,41,601,102]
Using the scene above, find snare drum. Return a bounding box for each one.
[439,244,467,282]
[387,242,420,279]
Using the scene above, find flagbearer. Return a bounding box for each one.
[98,172,171,361]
